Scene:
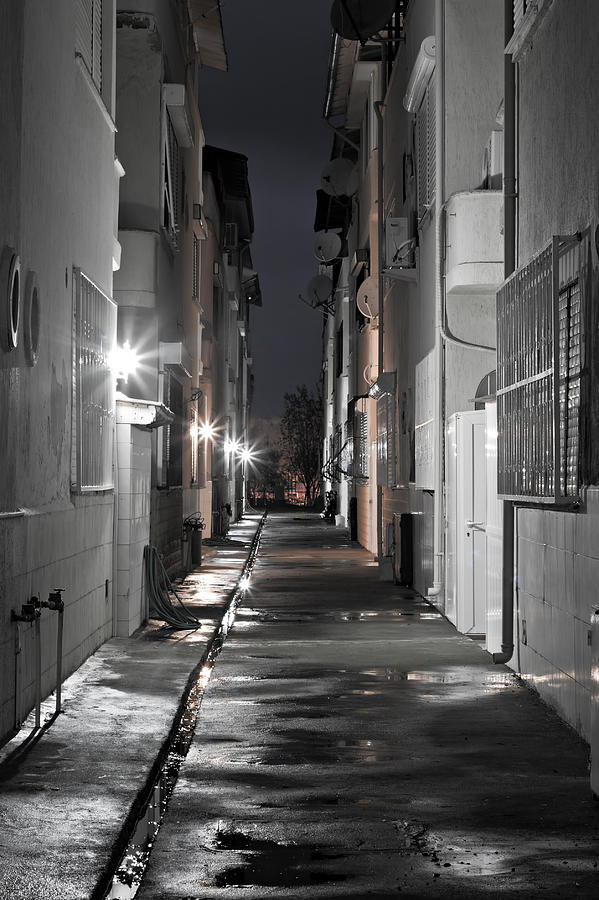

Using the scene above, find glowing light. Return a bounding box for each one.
[224,438,239,455]
[239,446,254,463]
[190,424,199,439]
[110,340,139,383]
[238,575,251,590]
[199,422,216,440]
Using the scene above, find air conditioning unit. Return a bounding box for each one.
[223,222,238,250]
[481,130,504,189]
[385,217,416,270]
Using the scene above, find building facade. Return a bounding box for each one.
[317,0,599,783]
[0,0,119,743]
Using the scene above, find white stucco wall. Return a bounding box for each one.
[507,0,599,740]
[0,1,118,743]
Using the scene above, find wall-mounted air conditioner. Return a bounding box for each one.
[385,217,416,273]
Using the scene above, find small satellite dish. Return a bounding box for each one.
[330,0,396,41]
[321,158,359,197]
[314,232,342,263]
[356,275,379,318]
[306,274,334,307]
[363,363,378,385]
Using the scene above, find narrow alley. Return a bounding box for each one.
[137,513,598,899]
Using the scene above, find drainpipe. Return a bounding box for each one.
[493,0,516,664]
[374,42,388,564]
[427,0,446,602]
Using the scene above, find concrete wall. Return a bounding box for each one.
[0,1,117,745]
[508,0,599,738]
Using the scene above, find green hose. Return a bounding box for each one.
[143,545,201,630]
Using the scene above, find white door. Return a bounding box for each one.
[445,411,487,635]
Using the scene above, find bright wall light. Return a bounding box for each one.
[200,422,216,440]
[239,447,254,464]
[224,438,239,455]
[110,340,139,383]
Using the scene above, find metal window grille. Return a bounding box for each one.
[353,406,369,480]
[71,268,116,492]
[193,233,200,298]
[75,0,103,92]
[416,75,435,222]
[163,113,183,250]
[513,0,528,28]
[497,233,587,501]
[376,393,396,487]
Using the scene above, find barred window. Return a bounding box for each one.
[71,268,116,492]
[377,393,396,488]
[163,113,183,250]
[497,233,588,501]
[75,0,103,92]
[354,406,369,480]
[415,73,435,223]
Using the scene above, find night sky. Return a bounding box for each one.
[198,0,333,419]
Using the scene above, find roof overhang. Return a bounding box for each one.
[116,394,174,429]
[187,0,228,71]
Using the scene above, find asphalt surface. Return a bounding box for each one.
[0,513,264,900]
[138,513,599,899]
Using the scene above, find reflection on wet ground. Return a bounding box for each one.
[210,828,349,888]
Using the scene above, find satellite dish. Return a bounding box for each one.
[314,232,342,263]
[306,274,333,307]
[321,158,359,197]
[330,0,396,41]
[356,275,379,318]
[363,363,378,385]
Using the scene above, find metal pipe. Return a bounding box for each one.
[14,622,22,730]
[374,42,388,565]
[34,613,41,729]
[55,606,64,714]
[427,0,446,603]
[493,0,517,664]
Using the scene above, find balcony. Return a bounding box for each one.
[445,191,503,295]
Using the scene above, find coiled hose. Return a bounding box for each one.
[143,545,201,630]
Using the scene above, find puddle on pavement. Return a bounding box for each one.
[103,518,265,899]
[211,829,349,888]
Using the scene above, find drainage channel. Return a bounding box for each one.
[97,513,266,900]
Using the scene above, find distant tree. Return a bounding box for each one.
[279,384,323,505]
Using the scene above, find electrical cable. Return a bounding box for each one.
[143,546,202,630]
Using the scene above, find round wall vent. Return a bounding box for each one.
[24,270,40,366]
[1,248,20,352]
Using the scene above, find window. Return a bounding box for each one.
[415,74,435,223]
[377,393,396,487]
[193,233,200,299]
[75,0,103,92]
[163,112,183,250]
[335,322,343,378]
[71,268,116,492]
[497,233,588,501]
[160,370,183,487]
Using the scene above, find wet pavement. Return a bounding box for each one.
[0,513,264,900]
[137,513,599,899]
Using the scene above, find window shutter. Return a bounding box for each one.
[75,0,102,91]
